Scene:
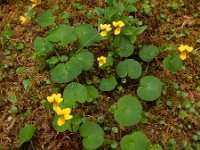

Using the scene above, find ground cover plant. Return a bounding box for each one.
[0,0,199,149]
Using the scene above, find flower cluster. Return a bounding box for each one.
[99,20,125,37]
[178,44,193,60]
[97,56,107,67]
[47,93,73,126]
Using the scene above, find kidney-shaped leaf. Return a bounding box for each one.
[139,45,159,62]
[34,37,53,55]
[19,125,36,146]
[163,53,183,73]
[137,76,162,101]
[74,24,100,47]
[114,96,142,126]
[50,63,68,83]
[47,24,77,45]
[63,83,88,107]
[79,121,104,150]
[73,49,94,70]
[35,9,56,28]
[120,131,148,150]
[116,59,142,79]
[99,76,117,91]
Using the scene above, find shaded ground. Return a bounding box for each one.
[0,0,199,149]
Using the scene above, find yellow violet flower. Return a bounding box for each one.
[100,24,112,36]
[97,56,107,67]
[47,93,63,111]
[31,0,42,8]
[178,44,193,60]
[112,20,125,35]
[19,16,30,25]
[57,108,73,126]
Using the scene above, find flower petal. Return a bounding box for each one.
[57,116,65,126]
[114,28,121,35]
[100,31,107,36]
[54,107,63,115]
[64,114,73,120]
[112,21,118,27]
[47,96,54,103]
[179,52,187,60]
[118,21,125,27]
[62,108,71,115]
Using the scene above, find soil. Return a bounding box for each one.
[0,0,199,150]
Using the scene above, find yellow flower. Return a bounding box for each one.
[112,20,125,35]
[100,24,112,36]
[31,0,42,8]
[57,108,73,126]
[19,16,30,25]
[47,93,63,111]
[179,51,187,60]
[178,44,193,60]
[97,56,107,67]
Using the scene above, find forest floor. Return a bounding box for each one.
[0,0,199,149]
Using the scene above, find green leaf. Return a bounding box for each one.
[9,95,17,103]
[137,76,162,101]
[35,9,56,28]
[16,67,25,74]
[123,0,138,3]
[116,59,142,79]
[80,121,104,150]
[86,86,99,102]
[105,7,118,18]
[114,96,142,126]
[65,58,83,81]
[50,63,68,83]
[1,24,13,39]
[120,131,148,150]
[63,83,88,107]
[16,42,24,50]
[99,76,117,91]
[52,114,70,132]
[22,79,31,90]
[113,36,134,57]
[34,37,54,55]
[19,125,36,146]
[74,24,100,47]
[163,53,183,72]
[50,58,83,83]
[46,56,59,67]
[47,25,77,45]
[73,49,94,70]
[95,7,104,16]
[139,45,159,62]
[131,26,147,35]
[125,5,137,12]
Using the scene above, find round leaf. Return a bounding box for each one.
[35,9,56,28]
[47,25,77,45]
[120,131,148,150]
[50,63,68,83]
[116,59,142,79]
[19,125,36,146]
[63,83,88,107]
[79,121,104,150]
[114,96,142,126]
[34,37,53,55]
[137,76,162,101]
[99,76,117,91]
[86,86,99,102]
[74,24,100,47]
[139,45,159,62]
[163,53,183,73]
[74,49,94,70]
